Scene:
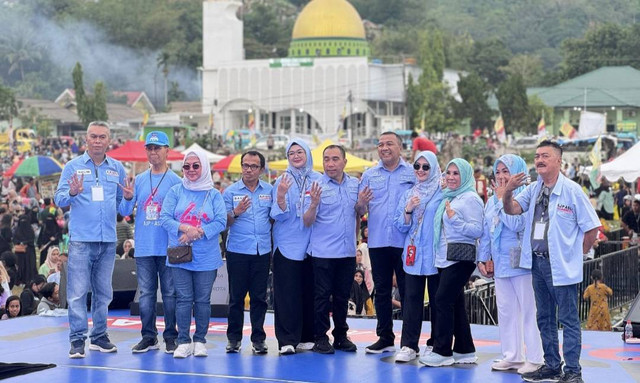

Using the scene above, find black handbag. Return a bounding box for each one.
[446,242,476,262]
[167,245,192,264]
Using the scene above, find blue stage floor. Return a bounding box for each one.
[1,310,639,382]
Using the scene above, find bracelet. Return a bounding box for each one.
[405,210,413,215]
[232,209,240,219]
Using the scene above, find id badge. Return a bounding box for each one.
[146,203,159,221]
[510,246,522,268]
[91,185,104,202]
[406,244,416,266]
[533,222,546,240]
[296,201,301,217]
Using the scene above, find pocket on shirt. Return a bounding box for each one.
[321,191,338,205]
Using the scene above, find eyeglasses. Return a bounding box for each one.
[145,145,165,152]
[413,163,431,171]
[287,149,305,157]
[241,164,261,171]
[182,163,201,170]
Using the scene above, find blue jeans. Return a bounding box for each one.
[532,255,582,374]
[135,256,177,341]
[171,267,217,344]
[67,241,116,342]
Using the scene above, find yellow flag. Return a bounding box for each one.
[494,117,506,143]
[537,118,547,137]
[560,122,577,139]
[142,112,149,126]
[590,135,602,167]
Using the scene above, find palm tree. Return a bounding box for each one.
[0,29,43,81]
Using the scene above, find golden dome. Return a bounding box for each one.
[291,0,366,40]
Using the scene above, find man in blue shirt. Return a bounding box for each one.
[54,121,127,359]
[305,145,359,354]
[223,151,273,354]
[357,132,415,353]
[119,131,182,354]
[503,140,600,383]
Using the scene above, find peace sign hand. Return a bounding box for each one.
[118,177,135,200]
[68,173,84,196]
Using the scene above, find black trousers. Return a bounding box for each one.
[432,261,476,357]
[312,257,354,342]
[369,247,405,342]
[225,251,270,343]
[273,249,315,348]
[400,273,440,352]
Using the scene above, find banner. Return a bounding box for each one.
[578,111,606,138]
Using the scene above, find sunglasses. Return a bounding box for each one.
[413,163,431,171]
[182,163,201,170]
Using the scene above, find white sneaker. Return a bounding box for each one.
[193,342,208,357]
[279,345,296,355]
[452,351,478,364]
[296,342,314,351]
[173,343,193,358]
[423,345,433,355]
[492,360,524,371]
[395,346,417,363]
[517,361,543,374]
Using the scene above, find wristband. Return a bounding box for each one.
[405,210,413,215]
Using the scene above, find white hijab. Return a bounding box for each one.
[182,150,213,191]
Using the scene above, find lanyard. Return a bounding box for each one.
[149,169,168,201]
[286,170,308,207]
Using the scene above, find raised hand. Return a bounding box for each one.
[308,182,322,208]
[118,177,135,200]
[445,200,455,218]
[491,178,506,200]
[68,173,84,196]
[357,186,373,206]
[505,172,527,193]
[405,195,420,213]
[277,174,292,199]
[234,195,251,216]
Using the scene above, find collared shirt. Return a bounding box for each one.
[531,185,552,253]
[515,174,601,286]
[271,170,323,261]
[435,191,484,268]
[223,179,273,255]
[160,185,226,271]
[119,168,182,257]
[309,173,359,258]
[478,197,530,279]
[54,152,126,242]
[359,159,416,248]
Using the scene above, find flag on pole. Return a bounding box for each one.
[208,110,214,130]
[537,117,547,137]
[590,135,602,168]
[494,117,506,143]
[560,122,577,139]
[142,112,149,127]
[248,113,255,131]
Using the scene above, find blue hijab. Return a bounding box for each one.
[433,158,475,251]
[411,151,442,220]
[285,139,313,183]
[491,154,528,248]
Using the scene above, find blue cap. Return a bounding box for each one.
[145,131,170,147]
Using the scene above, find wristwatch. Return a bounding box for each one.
[405,210,413,215]
[232,210,240,219]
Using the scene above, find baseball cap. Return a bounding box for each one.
[145,131,170,147]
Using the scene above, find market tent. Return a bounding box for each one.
[107,141,184,162]
[211,154,242,173]
[268,139,376,173]
[182,143,225,164]
[600,141,640,182]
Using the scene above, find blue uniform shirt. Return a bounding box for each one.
[223,179,273,255]
[309,173,359,259]
[514,174,601,286]
[160,185,226,272]
[359,159,416,249]
[435,191,484,268]
[119,169,182,257]
[478,197,530,279]
[54,152,126,242]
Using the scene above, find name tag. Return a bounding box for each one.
[76,169,91,175]
[91,185,104,201]
[533,222,546,240]
[259,194,271,201]
[233,195,245,202]
[146,202,160,221]
[105,170,119,177]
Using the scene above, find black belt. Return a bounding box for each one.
[533,251,549,258]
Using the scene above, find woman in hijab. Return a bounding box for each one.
[37,215,62,265]
[270,139,322,355]
[393,151,443,363]
[349,270,373,316]
[13,213,37,285]
[419,158,483,367]
[0,214,13,255]
[160,150,226,359]
[477,154,543,374]
[38,246,60,277]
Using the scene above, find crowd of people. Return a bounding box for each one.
[0,122,611,383]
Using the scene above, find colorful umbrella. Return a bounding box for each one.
[3,158,24,177]
[13,156,63,177]
[211,154,241,172]
[107,141,185,162]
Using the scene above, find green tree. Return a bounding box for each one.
[18,107,53,137]
[168,81,187,102]
[526,95,553,136]
[455,72,493,131]
[500,54,544,87]
[72,62,89,125]
[496,74,529,134]
[0,83,20,122]
[0,29,43,81]
[468,39,512,88]
[244,3,293,59]
[93,81,108,122]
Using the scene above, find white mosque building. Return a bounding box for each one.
[201,0,461,141]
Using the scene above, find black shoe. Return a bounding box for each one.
[312,338,335,354]
[69,340,85,359]
[89,335,117,353]
[252,341,268,355]
[226,340,242,353]
[559,372,583,383]
[164,338,178,354]
[364,338,395,354]
[132,337,159,353]
[522,364,563,382]
[334,337,357,352]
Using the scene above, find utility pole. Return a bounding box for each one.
[347,90,353,147]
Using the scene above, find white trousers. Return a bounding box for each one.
[495,273,544,363]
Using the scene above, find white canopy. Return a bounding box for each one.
[600,141,640,182]
[182,143,225,164]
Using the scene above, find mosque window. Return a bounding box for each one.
[326,48,330,55]
[347,49,351,55]
[316,49,321,56]
[356,49,359,55]
[306,49,309,55]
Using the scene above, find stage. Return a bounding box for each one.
[1,311,639,382]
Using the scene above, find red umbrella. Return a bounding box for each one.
[107,141,184,162]
[212,154,236,172]
[4,158,24,177]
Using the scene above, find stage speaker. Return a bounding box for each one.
[129,261,229,318]
[110,258,138,309]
